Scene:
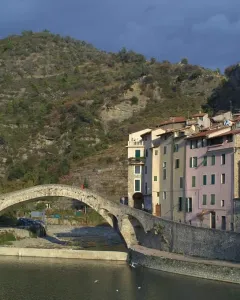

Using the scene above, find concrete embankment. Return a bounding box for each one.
[0,247,127,261]
[129,246,240,284]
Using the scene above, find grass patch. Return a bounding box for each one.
[0,231,16,245]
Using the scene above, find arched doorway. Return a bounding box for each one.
[132,192,144,210]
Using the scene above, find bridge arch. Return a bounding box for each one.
[0,184,141,247]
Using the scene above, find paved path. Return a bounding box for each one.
[132,245,240,269]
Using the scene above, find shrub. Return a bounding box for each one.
[130,96,139,105]
[181,58,188,65]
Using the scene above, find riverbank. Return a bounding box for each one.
[0,247,127,261]
[129,245,240,285]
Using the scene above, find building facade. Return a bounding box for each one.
[185,127,240,230]
[127,112,240,232]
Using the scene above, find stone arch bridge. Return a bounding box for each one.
[0,184,156,247]
[0,184,239,263]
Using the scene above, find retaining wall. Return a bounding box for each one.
[0,247,127,261]
[130,248,240,284]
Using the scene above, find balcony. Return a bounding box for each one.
[128,157,145,165]
[207,142,234,152]
[127,140,144,147]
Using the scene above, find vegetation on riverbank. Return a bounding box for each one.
[0,232,16,245]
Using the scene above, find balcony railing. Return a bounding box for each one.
[207,141,234,152]
[128,157,145,165]
[128,140,144,146]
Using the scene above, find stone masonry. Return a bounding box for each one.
[0,184,239,262]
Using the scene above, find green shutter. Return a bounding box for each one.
[192,176,196,187]
[135,150,140,158]
[203,156,207,166]
[203,175,207,185]
[211,155,215,165]
[135,180,140,192]
[211,194,215,205]
[190,157,192,168]
[202,195,207,205]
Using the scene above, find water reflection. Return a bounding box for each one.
[0,256,239,300]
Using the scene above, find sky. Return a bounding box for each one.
[0,0,239,71]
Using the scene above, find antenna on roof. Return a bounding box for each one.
[230,99,233,114]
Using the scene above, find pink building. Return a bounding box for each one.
[185,127,240,230]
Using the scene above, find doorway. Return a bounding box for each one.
[210,212,216,229]
[221,216,226,230]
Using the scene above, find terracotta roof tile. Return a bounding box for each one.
[158,117,186,126]
[192,113,206,117]
[186,128,226,139]
[216,129,240,137]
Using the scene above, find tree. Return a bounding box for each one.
[181,58,188,65]
[83,178,89,188]
[150,57,156,64]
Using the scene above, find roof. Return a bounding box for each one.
[140,129,152,137]
[192,113,206,117]
[215,129,240,137]
[186,128,226,139]
[158,117,186,126]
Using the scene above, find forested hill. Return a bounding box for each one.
[0,30,235,199]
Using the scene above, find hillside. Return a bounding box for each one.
[0,30,228,200]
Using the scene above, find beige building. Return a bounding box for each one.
[140,128,165,213]
[126,114,214,219]
[127,129,151,209]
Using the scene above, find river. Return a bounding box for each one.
[0,256,239,300]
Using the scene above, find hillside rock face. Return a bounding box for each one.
[0,31,229,199]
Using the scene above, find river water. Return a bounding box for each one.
[0,256,239,300]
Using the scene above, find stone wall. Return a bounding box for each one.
[129,212,240,262]
[0,228,31,239]
[0,184,239,262]
[0,247,127,261]
[129,249,240,284]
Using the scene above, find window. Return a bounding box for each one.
[203,175,207,185]
[202,194,207,205]
[174,144,179,152]
[192,176,196,187]
[186,198,192,212]
[211,174,215,185]
[154,176,158,181]
[163,162,167,168]
[135,149,140,158]
[190,140,198,149]
[210,194,215,205]
[163,169,167,180]
[211,155,215,165]
[175,159,180,169]
[180,177,183,188]
[221,154,226,165]
[203,156,207,166]
[221,200,225,207]
[134,166,141,174]
[145,166,147,174]
[178,197,183,211]
[145,182,148,194]
[163,191,166,200]
[163,146,167,154]
[157,192,160,197]
[134,179,141,192]
[146,149,148,157]
[154,150,158,155]
[190,157,197,168]
[221,173,225,184]
[193,157,198,167]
